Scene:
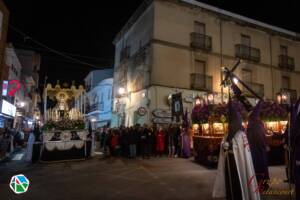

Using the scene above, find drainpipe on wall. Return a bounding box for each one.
[219,18,224,103]
[269,35,275,100]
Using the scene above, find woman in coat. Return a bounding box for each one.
[156,127,165,157]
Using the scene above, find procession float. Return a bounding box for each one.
[191,100,247,168]
[259,101,288,165]
[191,99,288,167]
[38,82,92,162]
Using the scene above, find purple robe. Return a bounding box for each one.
[182,131,190,158]
[181,109,190,158]
[247,101,269,189]
[293,99,300,200]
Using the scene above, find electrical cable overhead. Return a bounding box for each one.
[12,42,113,62]
[9,25,110,70]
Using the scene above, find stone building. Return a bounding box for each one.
[0,0,9,86]
[112,0,300,126]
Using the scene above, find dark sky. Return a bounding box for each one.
[3,0,299,87]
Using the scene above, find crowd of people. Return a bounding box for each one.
[0,127,26,160]
[95,124,193,159]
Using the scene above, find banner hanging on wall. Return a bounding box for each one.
[171,93,183,122]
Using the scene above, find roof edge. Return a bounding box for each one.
[181,0,300,39]
[113,0,153,45]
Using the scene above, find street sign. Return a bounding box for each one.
[152,117,172,124]
[152,109,172,118]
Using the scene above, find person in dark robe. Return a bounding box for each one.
[284,98,300,183]
[213,99,260,200]
[32,124,41,163]
[181,109,191,158]
[224,100,243,200]
[292,98,300,200]
[247,101,270,191]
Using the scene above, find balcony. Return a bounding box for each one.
[85,85,91,92]
[86,103,99,113]
[120,46,130,62]
[278,55,295,71]
[190,33,212,51]
[280,88,297,102]
[191,73,213,91]
[242,82,264,97]
[235,44,260,62]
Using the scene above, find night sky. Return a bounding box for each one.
[3,0,299,88]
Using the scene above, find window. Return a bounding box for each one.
[241,34,251,46]
[282,76,290,89]
[194,22,205,34]
[0,11,3,39]
[107,89,111,100]
[100,92,104,102]
[242,69,252,83]
[194,60,206,74]
[99,102,104,111]
[280,45,288,55]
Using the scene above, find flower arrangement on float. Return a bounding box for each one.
[259,101,288,135]
[191,100,288,136]
[43,118,85,131]
[191,100,247,136]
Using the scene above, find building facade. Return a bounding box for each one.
[112,0,300,127]
[4,45,23,128]
[16,49,42,121]
[0,0,9,85]
[84,69,113,128]
[0,46,41,129]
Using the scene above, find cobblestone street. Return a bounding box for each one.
[0,156,291,200]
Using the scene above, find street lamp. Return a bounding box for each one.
[20,102,25,107]
[277,92,289,105]
[141,92,146,98]
[195,95,201,106]
[207,92,215,105]
[232,77,239,85]
[118,87,126,96]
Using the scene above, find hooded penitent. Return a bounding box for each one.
[284,98,300,184]
[181,109,190,158]
[293,98,300,200]
[213,99,260,200]
[247,101,269,189]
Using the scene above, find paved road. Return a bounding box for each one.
[0,156,292,200]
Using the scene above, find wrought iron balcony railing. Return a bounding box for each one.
[190,33,212,51]
[235,44,260,62]
[86,103,99,113]
[85,85,91,92]
[191,73,213,91]
[242,82,265,97]
[278,55,295,71]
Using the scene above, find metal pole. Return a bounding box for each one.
[287,106,293,200]
[219,19,224,103]
[43,76,48,122]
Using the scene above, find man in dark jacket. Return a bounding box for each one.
[140,125,151,159]
[128,127,138,158]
